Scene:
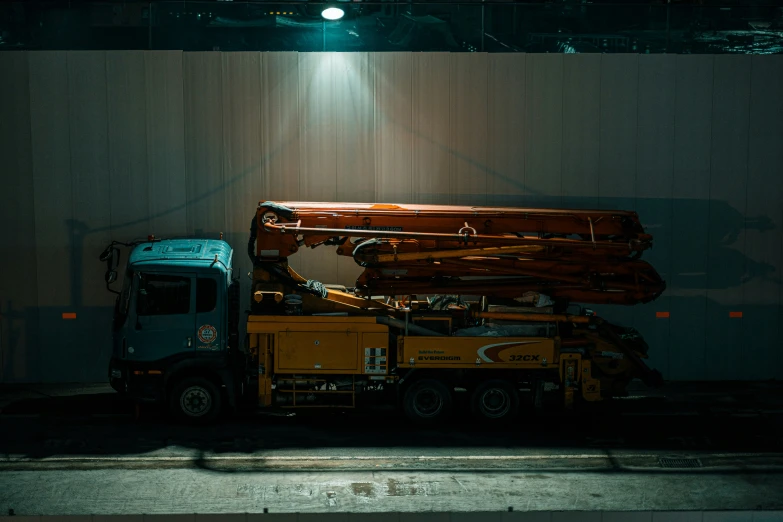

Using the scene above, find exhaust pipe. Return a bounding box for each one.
[375,316,445,337]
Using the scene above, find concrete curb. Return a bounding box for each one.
[2,452,783,472]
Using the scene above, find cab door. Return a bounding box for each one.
[127,272,196,362]
[193,275,224,352]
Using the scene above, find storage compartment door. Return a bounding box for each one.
[278,331,358,371]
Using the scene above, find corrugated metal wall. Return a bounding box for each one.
[1,51,782,383]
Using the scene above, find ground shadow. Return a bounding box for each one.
[1,382,782,461]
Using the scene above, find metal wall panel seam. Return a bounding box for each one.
[449,52,454,204]
[261,52,270,200]
[486,53,490,203]
[667,57,678,378]
[377,52,384,201]
[219,53,227,237]
[65,52,80,379]
[261,52,268,200]
[522,53,527,204]
[524,54,531,201]
[741,55,753,368]
[408,53,414,202]
[334,53,339,202]
[559,54,565,207]
[23,51,41,383]
[632,55,640,214]
[103,52,113,235]
[596,55,602,206]
[373,52,379,202]
[66,52,76,314]
[633,53,642,331]
[703,57,716,374]
[183,54,191,234]
[143,52,151,232]
[221,53,228,236]
[415,53,419,202]
[297,52,306,203]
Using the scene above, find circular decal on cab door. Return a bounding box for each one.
[198,324,217,344]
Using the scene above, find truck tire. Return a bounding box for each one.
[169,376,222,424]
[470,379,519,424]
[403,378,453,425]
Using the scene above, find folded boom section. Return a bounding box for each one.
[251,201,665,306]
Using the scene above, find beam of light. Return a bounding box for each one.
[321,7,344,20]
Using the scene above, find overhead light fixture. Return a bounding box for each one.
[321,6,344,20]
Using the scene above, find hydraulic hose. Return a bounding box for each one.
[352,238,384,267]
[375,316,445,337]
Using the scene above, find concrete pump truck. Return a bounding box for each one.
[101,201,665,424]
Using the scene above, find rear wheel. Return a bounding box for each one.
[403,378,453,425]
[169,376,222,424]
[470,379,519,424]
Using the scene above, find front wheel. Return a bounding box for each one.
[470,379,519,424]
[169,376,222,424]
[403,378,453,425]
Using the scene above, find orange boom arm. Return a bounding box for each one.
[250,201,665,305]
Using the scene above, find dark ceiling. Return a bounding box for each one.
[1,1,782,53]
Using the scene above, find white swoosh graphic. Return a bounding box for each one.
[477,341,538,362]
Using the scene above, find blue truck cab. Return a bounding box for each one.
[105,239,242,422]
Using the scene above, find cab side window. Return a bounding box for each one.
[196,278,217,313]
[137,274,191,316]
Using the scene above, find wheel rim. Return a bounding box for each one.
[479,388,511,419]
[180,385,212,417]
[413,388,443,418]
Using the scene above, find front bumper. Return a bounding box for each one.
[108,358,164,403]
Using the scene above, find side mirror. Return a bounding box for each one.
[100,246,114,263]
[105,270,118,284]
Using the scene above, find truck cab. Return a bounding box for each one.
[106,239,241,422]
